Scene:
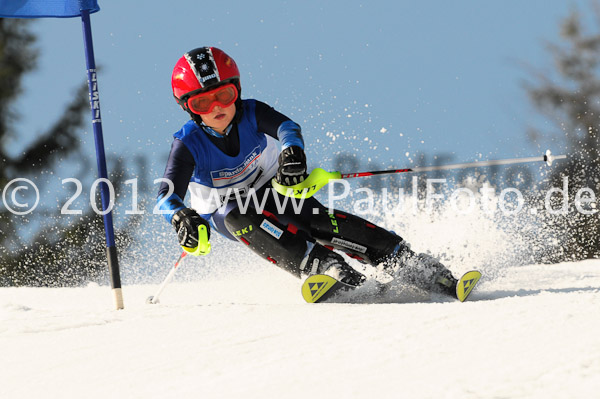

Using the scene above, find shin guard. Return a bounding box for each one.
[310,208,411,267]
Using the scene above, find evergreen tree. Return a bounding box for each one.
[525,8,600,261]
[0,19,140,286]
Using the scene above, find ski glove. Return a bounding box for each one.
[171,208,211,249]
[276,145,308,185]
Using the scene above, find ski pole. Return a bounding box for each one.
[146,251,188,304]
[272,149,567,199]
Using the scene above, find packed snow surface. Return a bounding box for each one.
[1,260,599,399]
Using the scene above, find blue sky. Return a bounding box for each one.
[10,0,590,178]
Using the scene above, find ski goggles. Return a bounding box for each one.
[184,83,238,115]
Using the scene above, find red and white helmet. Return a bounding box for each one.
[171,47,240,110]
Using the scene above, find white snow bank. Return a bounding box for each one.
[1,260,599,399]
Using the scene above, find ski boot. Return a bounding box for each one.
[431,262,459,298]
[383,247,458,298]
[300,243,366,288]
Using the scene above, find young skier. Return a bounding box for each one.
[158,46,459,298]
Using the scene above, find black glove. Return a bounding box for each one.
[276,146,308,185]
[171,208,210,248]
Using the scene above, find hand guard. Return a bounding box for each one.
[276,146,308,185]
[171,208,211,250]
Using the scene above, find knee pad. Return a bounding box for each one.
[224,209,312,277]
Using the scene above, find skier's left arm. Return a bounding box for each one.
[255,100,308,185]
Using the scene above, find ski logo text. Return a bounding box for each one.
[233,225,253,237]
[328,213,339,233]
[88,69,101,123]
[260,219,283,239]
[331,237,367,254]
[294,184,317,196]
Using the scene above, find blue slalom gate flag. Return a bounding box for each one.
[0,0,99,18]
[1,0,124,310]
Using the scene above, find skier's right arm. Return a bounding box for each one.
[158,139,211,251]
[157,139,194,223]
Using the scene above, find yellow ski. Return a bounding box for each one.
[456,270,481,302]
[301,274,343,303]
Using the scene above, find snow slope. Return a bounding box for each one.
[2,260,599,399]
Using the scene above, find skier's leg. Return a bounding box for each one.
[223,207,365,286]
[257,186,404,265]
[309,208,405,265]
[310,207,457,295]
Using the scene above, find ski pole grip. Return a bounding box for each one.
[182,225,211,256]
[272,168,341,198]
